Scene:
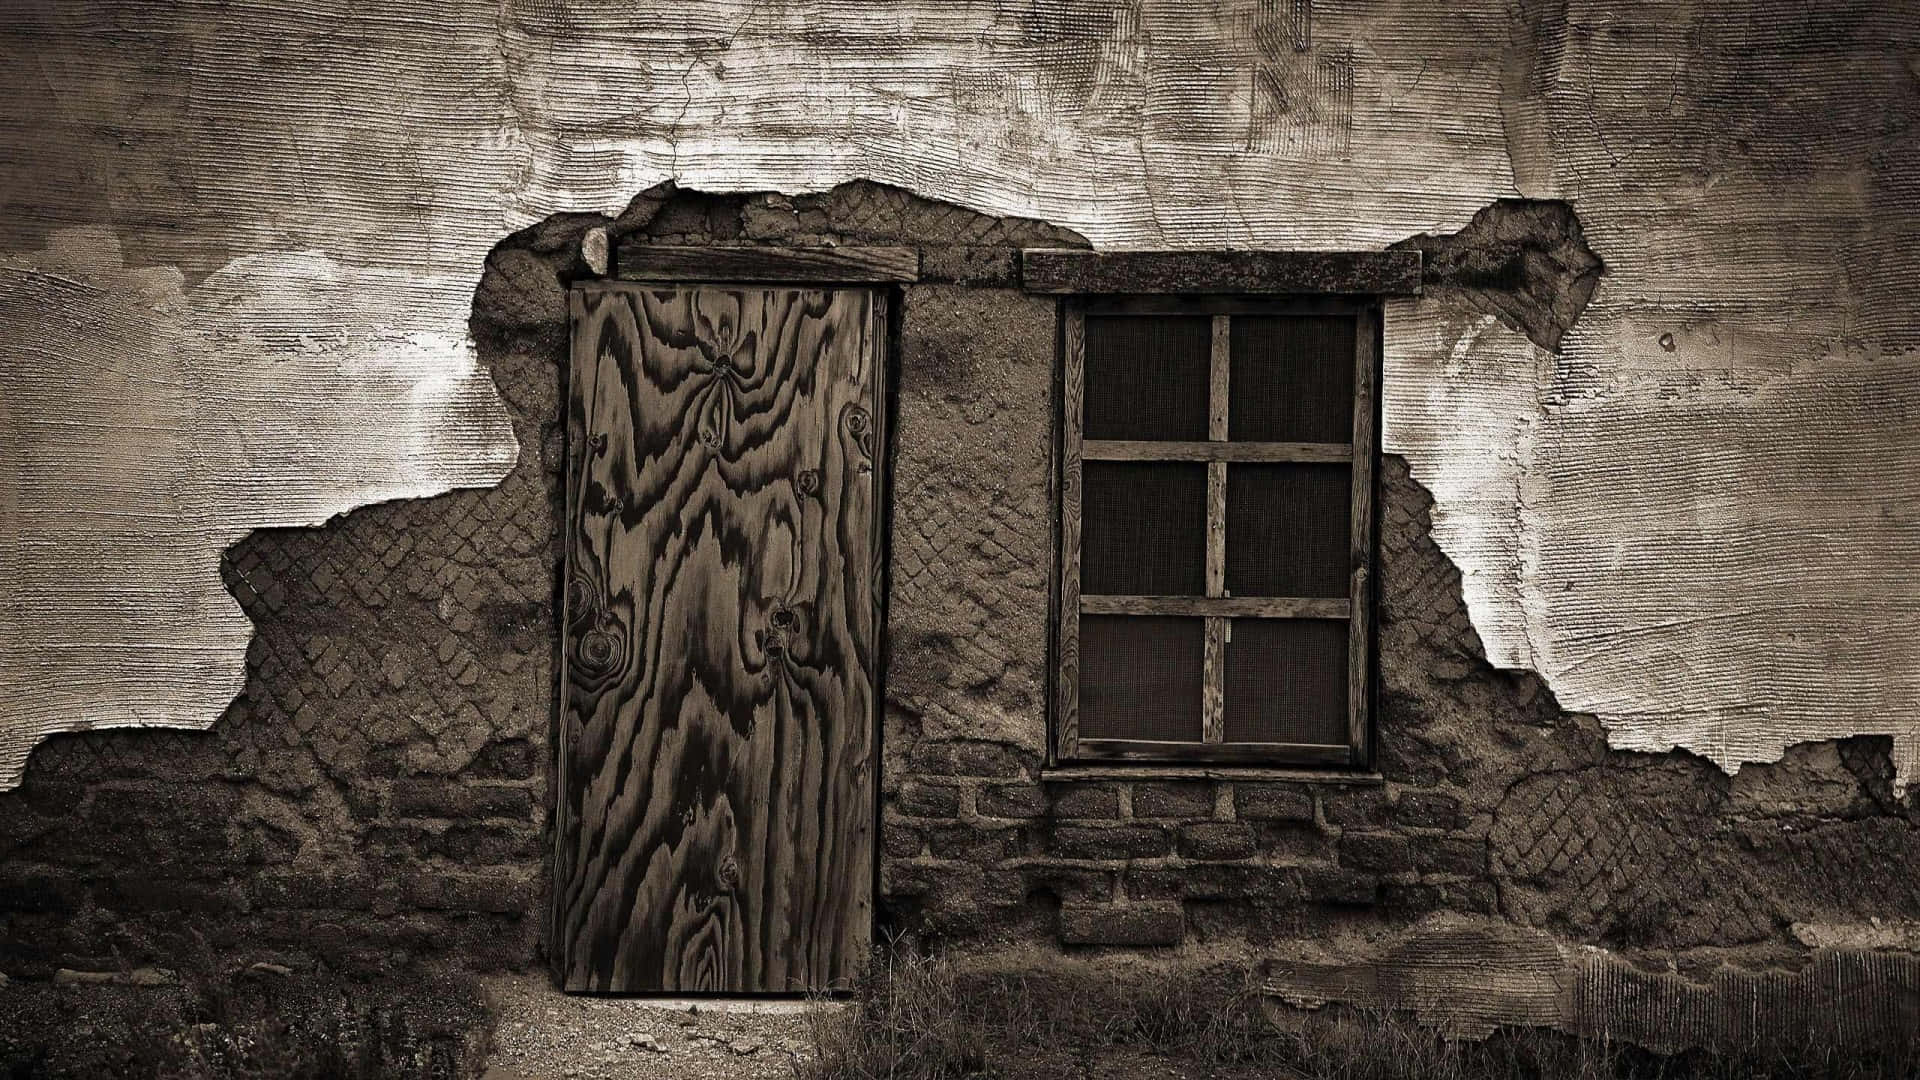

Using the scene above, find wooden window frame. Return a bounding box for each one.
[1052,293,1382,769]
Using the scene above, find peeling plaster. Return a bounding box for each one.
[2,0,1919,789]
[0,228,516,786]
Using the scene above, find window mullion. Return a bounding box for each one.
[1347,308,1378,762]
[1203,315,1230,744]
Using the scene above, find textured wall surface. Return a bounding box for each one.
[2,187,1916,1057]
[4,0,1918,788]
[0,228,516,786]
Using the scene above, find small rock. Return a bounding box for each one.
[53,967,178,988]
[248,962,294,977]
[628,1033,667,1053]
[730,1039,764,1055]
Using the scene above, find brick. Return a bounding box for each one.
[1339,831,1414,873]
[1049,825,1171,860]
[1133,863,1301,902]
[1414,834,1487,876]
[252,870,376,911]
[1257,822,1335,861]
[464,739,537,780]
[1178,823,1257,860]
[401,870,534,914]
[881,861,983,901]
[1050,783,1122,818]
[910,740,1026,778]
[897,782,963,817]
[390,780,532,820]
[104,877,239,914]
[883,822,925,858]
[1322,789,1392,827]
[1299,865,1380,906]
[929,825,1025,863]
[0,871,82,913]
[986,863,1114,904]
[1132,782,1213,819]
[1394,791,1464,830]
[430,824,543,864]
[1236,785,1315,822]
[977,783,1047,818]
[1059,902,1184,946]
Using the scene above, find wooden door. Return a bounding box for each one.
[555,282,885,993]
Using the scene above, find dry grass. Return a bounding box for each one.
[800,948,1920,1080]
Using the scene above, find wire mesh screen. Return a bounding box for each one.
[1083,315,1212,441]
[1082,461,1207,595]
[1225,463,1350,597]
[1224,618,1349,745]
[1229,315,1355,443]
[1078,615,1204,742]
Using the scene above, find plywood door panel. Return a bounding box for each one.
[556,283,884,993]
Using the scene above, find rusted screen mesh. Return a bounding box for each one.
[1082,315,1211,441]
[1078,615,1204,743]
[1225,462,1349,597]
[1229,315,1354,443]
[1082,461,1207,595]
[1224,617,1348,744]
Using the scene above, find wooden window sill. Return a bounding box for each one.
[1040,765,1383,785]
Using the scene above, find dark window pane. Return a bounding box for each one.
[1078,615,1204,742]
[1082,461,1207,595]
[1083,315,1210,441]
[1224,618,1348,744]
[1229,316,1355,443]
[1225,463,1349,598]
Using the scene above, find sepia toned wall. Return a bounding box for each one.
[3,0,1916,792]
[0,0,1917,1044]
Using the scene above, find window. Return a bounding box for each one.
[1053,295,1382,767]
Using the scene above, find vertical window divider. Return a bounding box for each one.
[1346,306,1378,762]
[1057,305,1086,758]
[1202,314,1231,744]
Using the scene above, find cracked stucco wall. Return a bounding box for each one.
[3,0,1919,787]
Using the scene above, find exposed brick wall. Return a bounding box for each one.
[1,183,1914,983]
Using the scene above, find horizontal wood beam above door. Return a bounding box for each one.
[614,244,920,283]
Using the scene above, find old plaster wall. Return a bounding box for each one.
[1,175,1916,1056]
[4,0,1919,787]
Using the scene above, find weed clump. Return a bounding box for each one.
[802,947,1920,1080]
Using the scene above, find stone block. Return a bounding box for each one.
[1049,825,1171,860]
[1059,902,1184,946]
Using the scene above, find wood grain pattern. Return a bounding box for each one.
[615,245,920,283]
[1204,315,1229,744]
[1055,306,1085,758]
[1073,739,1353,765]
[1348,307,1378,762]
[556,282,883,993]
[1081,595,1349,619]
[1022,249,1422,295]
[1082,440,1350,463]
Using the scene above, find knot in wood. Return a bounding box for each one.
[577,629,620,674]
[796,469,820,495]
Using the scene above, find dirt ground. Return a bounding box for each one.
[481,975,833,1080]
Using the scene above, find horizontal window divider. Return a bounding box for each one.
[1080,595,1350,619]
[1082,439,1351,463]
[1070,739,1356,766]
